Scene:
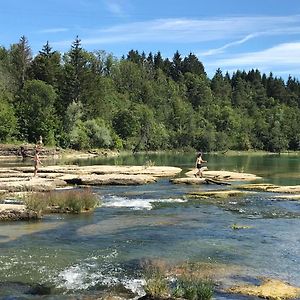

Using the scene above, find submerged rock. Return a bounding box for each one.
[188,190,247,199]
[228,278,300,300]
[171,177,231,185]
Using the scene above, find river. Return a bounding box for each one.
[0,152,299,299]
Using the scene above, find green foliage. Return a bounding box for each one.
[85,118,112,148]
[69,120,90,150]
[0,100,17,141]
[17,80,57,144]
[112,109,139,140]
[1,37,300,152]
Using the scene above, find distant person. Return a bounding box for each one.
[33,147,42,177]
[19,146,28,161]
[195,151,207,178]
[36,136,43,150]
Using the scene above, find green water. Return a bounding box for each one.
[0,152,299,299]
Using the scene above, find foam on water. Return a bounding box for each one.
[102,195,187,210]
[54,249,146,297]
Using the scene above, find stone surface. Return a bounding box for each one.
[170,177,207,184]
[273,194,300,200]
[0,165,181,193]
[0,204,40,221]
[185,169,261,181]
[228,278,300,300]
[239,183,300,194]
[0,177,67,192]
[12,165,182,177]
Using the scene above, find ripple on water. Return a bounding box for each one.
[101,194,187,210]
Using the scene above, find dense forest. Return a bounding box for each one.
[0,36,299,152]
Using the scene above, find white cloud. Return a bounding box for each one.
[210,42,300,67]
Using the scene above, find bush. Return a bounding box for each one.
[142,260,170,298]
[69,120,90,150]
[142,260,214,300]
[24,192,48,215]
[25,189,99,214]
[173,277,213,300]
[85,118,112,148]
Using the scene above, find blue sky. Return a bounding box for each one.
[1,0,300,80]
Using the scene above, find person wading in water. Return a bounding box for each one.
[195,152,207,178]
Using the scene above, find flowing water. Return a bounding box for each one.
[0,152,299,299]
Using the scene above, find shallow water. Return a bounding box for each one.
[0,152,299,299]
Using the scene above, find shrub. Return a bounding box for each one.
[142,259,170,298]
[141,259,214,300]
[25,189,99,214]
[173,277,213,300]
[24,192,48,214]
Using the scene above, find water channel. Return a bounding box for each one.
[0,152,299,299]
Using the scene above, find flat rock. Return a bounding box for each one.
[12,165,182,177]
[0,204,40,221]
[0,177,67,192]
[0,203,26,211]
[239,184,300,193]
[171,177,207,184]
[273,194,300,200]
[186,170,261,181]
[0,165,180,190]
[228,278,300,300]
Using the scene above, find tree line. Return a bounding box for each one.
[0,36,299,152]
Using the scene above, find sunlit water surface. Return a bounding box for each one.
[0,152,299,299]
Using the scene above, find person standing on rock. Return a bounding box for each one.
[33,146,42,177]
[195,151,207,178]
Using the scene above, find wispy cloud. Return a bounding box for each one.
[199,33,260,56]
[103,0,127,17]
[52,15,300,47]
[50,13,300,77]
[210,42,300,67]
[38,28,69,34]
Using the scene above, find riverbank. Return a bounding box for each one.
[0,144,120,160]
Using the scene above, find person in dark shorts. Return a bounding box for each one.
[195,152,207,177]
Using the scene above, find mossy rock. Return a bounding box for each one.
[227,278,300,300]
[239,184,300,194]
[231,224,253,230]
